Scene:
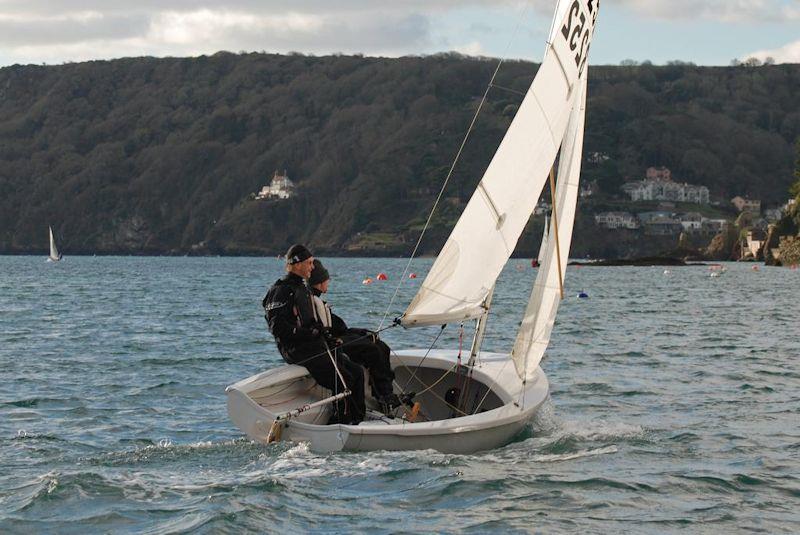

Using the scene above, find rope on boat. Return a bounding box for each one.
[323,340,349,393]
[404,372,469,417]
[286,323,398,369]
[406,362,458,397]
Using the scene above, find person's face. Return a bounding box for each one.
[313,279,330,294]
[289,256,315,279]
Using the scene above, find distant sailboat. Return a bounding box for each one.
[47,226,62,262]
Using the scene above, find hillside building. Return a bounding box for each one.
[256,170,296,200]
[643,216,683,236]
[595,211,639,229]
[743,230,766,259]
[731,196,761,215]
[587,152,610,164]
[646,166,672,181]
[622,167,709,204]
[637,211,673,224]
[701,219,730,234]
[534,200,551,216]
[764,207,783,223]
[678,212,704,231]
[580,181,599,198]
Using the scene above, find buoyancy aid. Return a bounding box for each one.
[311,294,333,328]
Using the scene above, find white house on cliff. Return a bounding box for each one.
[256,171,296,200]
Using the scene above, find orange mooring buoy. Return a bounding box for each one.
[408,273,417,279]
[362,277,373,285]
[376,273,388,281]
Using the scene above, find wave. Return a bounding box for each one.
[85,437,259,467]
[138,356,232,366]
[3,397,66,408]
[530,445,619,462]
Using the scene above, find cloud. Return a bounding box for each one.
[611,0,800,23]
[743,39,800,64]
[0,12,149,46]
[453,41,489,56]
[0,0,525,17]
[1,0,799,66]
[1,8,434,64]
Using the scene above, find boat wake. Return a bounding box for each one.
[530,444,619,462]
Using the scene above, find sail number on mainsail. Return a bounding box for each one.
[561,0,599,77]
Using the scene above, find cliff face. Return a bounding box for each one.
[767,202,800,266]
[1,53,798,257]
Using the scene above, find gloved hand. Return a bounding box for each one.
[351,328,378,343]
[321,327,343,346]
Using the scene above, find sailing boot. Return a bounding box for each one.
[378,393,402,416]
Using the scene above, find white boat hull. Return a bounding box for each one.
[226,349,549,453]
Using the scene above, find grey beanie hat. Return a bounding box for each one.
[308,259,330,286]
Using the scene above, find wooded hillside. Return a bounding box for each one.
[1,52,797,256]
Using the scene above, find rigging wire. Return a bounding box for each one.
[376,0,534,331]
[399,324,446,393]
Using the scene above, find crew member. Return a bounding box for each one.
[307,259,400,414]
[262,244,365,425]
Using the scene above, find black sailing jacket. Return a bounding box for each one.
[262,273,322,361]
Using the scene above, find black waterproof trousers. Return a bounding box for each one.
[288,341,366,424]
[339,330,395,399]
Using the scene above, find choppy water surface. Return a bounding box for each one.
[1,256,798,533]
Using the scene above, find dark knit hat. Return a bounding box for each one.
[285,244,312,264]
[308,259,330,286]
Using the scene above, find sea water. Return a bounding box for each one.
[1,256,798,533]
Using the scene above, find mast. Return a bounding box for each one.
[467,285,495,367]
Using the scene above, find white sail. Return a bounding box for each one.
[537,216,550,265]
[511,72,588,380]
[401,0,600,327]
[48,226,61,261]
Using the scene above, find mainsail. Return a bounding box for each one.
[401,0,599,327]
[512,73,588,380]
[48,226,61,261]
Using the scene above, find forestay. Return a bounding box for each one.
[401,0,600,327]
[512,72,588,380]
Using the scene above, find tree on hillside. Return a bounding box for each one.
[793,138,800,196]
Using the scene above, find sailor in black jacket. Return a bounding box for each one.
[262,244,365,424]
[308,260,400,414]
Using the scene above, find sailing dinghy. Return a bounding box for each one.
[227,0,600,453]
[47,226,62,262]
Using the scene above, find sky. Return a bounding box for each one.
[0,0,798,67]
